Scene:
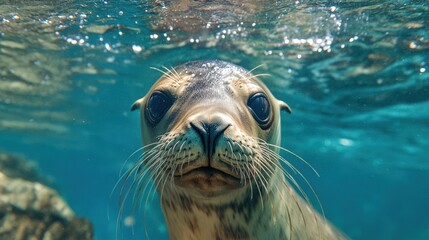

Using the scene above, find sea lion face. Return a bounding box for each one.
[132,60,291,199]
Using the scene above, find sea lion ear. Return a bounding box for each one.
[278,100,292,114]
[131,97,144,111]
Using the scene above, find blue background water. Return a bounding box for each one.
[1,0,428,239]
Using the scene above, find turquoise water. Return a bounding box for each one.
[1,0,428,239]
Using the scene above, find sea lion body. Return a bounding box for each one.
[130,60,346,239]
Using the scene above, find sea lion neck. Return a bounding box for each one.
[160,171,286,240]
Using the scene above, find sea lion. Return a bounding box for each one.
[126,60,346,239]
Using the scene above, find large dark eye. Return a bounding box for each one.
[247,93,271,129]
[145,91,173,125]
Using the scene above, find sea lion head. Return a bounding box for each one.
[131,60,291,201]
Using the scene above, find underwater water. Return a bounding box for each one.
[1,0,428,239]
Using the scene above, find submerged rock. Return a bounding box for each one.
[0,152,51,185]
[0,153,93,240]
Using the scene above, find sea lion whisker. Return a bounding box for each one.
[247,73,271,81]
[177,140,186,154]
[186,149,192,172]
[257,154,288,209]
[233,150,247,189]
[132,153,158,184]
[246,64,265,74]
[161,65,181,83]
[235,141,247,158]
[226,140,234,156]
[235,157,246,186]
[271,172,306,240]
[178,149,188,176]
[185,144,193,174]
[268,156,324,231]
[148,162,169,203]
[169,161,179,187]
[257,145,308,196]
[254,155,275,191]
[169,138,182,158]
[117,148,159,206]
[150,66,178,83]
[115,149,163,240]
[132,173,153,211]
[141,162,171,239]
[142,182,153,240]
[144,162,167,205]
[131,154,165,210]
[264,149,320,211]
[142,152,168,239]
[149,66,169,75]
[117,153,153,207]
[142,179,158,240]
[164,66,182,84]
[133,146,162,171]
[165,143,175,158]
[257,157,290,220]
[128,156,161,209]
[283,180,309,237]
[146,152,168,186]
[119,146,145,176]
[125,150,160,199]
[271,159,312,207]
[245,155,264,205]
[263,141,319,177]
[248,162,264,205]
[227,141,241,179]
[261,146,299,178]
[159,165,174,202]
[257,140,297,175]
[240,67,270,82]
[169,65,182,82]
[238,152,252,197]
[133,176,155,212]
[254,158,295,238]
[174,140,186,165]
[265,147,326,221]
[258,147,294,183]
[150,149,174,198]
[242,161,253,199]
[257,145,316,218]
[251,159,272,208]
[137,158,163,199]
[114,144,161,198]
[147,171,163,204]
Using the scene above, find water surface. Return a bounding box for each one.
[1,0,428,239]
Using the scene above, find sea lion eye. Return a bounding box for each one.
[247,93,271,128]
[146,91,173,125]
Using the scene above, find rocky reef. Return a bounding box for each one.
[0,152,93,239]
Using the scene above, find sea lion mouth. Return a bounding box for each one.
[174,166,243,194]
[179,166,240,180]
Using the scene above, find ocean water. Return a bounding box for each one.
[1,0,428,239]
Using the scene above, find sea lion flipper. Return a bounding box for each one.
[279,101,292,114]
[131,97,144,111]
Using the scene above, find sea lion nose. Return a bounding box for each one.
[190,120,230,161]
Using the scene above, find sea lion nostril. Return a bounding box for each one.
[190,122,208,154]
[190,121,230,160]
